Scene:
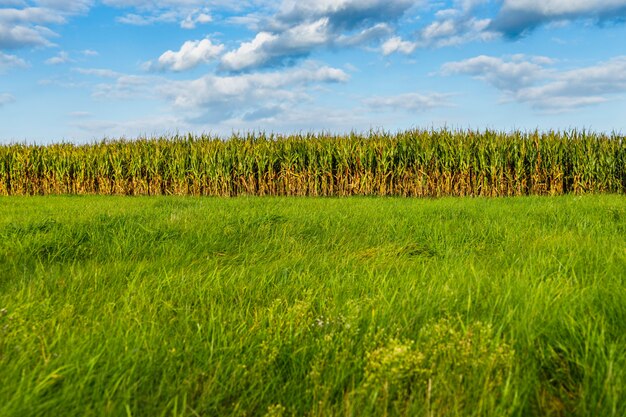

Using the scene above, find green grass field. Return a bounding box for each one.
[1,195,625,416]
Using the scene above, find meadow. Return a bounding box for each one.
[1,195,625,416]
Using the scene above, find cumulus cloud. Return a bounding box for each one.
[0,7,65,25]
[0,51,28,72]
[148,39,224,72]
[454,0,490,12]
[379,0,626,54]
[0,21,57,48]
[91,74,158,100]
[45,50,72,65]
[0,1,92,49]
[516,57,626,109]
[274,0,416,29]
[73,62,349,124]
[420,14,494,47]
[490,0,626,37]
[336,23,392,46]
[381,5,497,56]
[221,19,330,71]
[180,9,212,29]
[115,11,178,25]
[441,54,551,91]
[35,0,93,14]
[220,0,419,71]
[382,36,417,55]
[364,92,452,112]
[103,0,250,29]
[189,65,345,122]
[442,54,626,110]
[161,64,349,114]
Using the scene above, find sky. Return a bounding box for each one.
[1,0,626,143]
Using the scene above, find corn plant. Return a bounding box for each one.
[0,129,624,197]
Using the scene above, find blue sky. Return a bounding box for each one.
[1,0,626,143]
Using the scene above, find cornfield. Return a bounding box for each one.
[1,129,624,197]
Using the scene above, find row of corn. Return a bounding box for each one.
[0,129,624,196]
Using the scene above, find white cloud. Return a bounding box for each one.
[68,111,92,118]
[103,0,258,28]
[102,0,211,9]
[149,38,224,72]
[0,1,92,49]
[74,68,123,78]
[161,63,349,111]
[0,51,28,72]
[454,0,489,12]
[113,6,214,28]
[220,0,419,71]
[69,106,366,140]
[101,0,274,10]
[92,74,157,100]
[442,54,626,110]
[491,0,626,36]
[180,9,212,29]
[0,93,15,107]
[102,0,276,24]
[80,62,349,124]
[0,22,57,48]
[221,18,331,71]
[45,50,72,65]
[35,0,93,14]
[336,23,392,46]
[441,54,548,91]
[0,1,27,5]
[70,115,184,141]
[516,57,626,109]
[116,11,179,25]
[0,7,65,25]
[221,32,279,72]
[382,36,417,55]
[275,0,417,27]
[381,5,497,56]
[500,0,626,16]
[364,92,452,112]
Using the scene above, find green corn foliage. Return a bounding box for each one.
[0,129,624,197]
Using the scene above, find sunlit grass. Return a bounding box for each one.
[1,195,625,416]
